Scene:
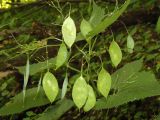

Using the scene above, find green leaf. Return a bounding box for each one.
[97,68,111,98]
[76,32,85,42]
[95,60,160,109]
[80,19,93,40]
[72,76,88,109]
[0,87,50,116]
[16,57,56,76]
[37,99,73,120]
[56,43,68,69]
[62,16,76,48]
[83,85,96,112]
[156,16,160,34]
[87,0,130,39]
[61,73,68,99]
[111,59,143,88]
[127,35,134,53]
[42,72,59,103]
[109,41,122,67]
[89,1,105,27]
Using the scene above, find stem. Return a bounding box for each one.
[87,43,91,82]
[45,41,49,72]
[120,20,129,34]
[67,65,81,73]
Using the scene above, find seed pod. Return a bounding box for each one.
[127,35,134,53]
[42,72,59,103]
[61,73,68,99]
[109,40,122,67]
[56,43,68,69]
[72,76,88,109]
[97,68,111,98]
[83,85,96,112]
[80,19,92,39]
[62,16,76,48]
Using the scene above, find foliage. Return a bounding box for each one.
[0,87,50,116]
[95,59,160,109]
[16,57,56,76]
[87,0,130,39]
[36,99,73,120]
[0,0,160,119]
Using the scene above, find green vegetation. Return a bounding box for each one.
[0,0,160,119]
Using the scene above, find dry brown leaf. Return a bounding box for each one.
[0,71,14,80]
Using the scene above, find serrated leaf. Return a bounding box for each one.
[0,87,50,116]
[56,43,68,69]
[42,72,59,103]
[87,0,130,39]
[72,76,88,109]
[95,60,160,109]
[80,19,92,40]
[37,99,73,120]
[111,59,143,89]
[83,85,96,112]
[89,1,105,27]
[127,35,134,53]
[109,41,122,67]
[97,68,111,98]
[61,73,68,99]
[16,57,56,76]
[62,16,76,48]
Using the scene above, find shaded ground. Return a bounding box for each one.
[0,0,160,119]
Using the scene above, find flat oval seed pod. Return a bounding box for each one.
[97,68,111,98]
[42,72,59,103]
[72,76,88,109]
[80,19,92,39]
[83,85,96,112]
[127,35,134,53]
[61,73,68,99]
[109,40,122,67]
[62,16,76,48]
[56,43,68,69]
